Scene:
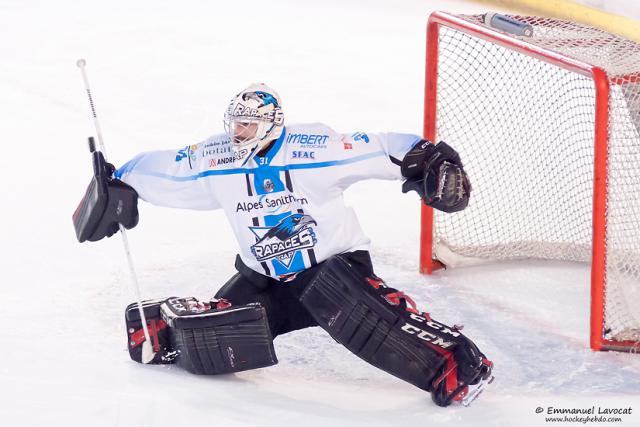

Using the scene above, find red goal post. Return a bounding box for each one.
[421,12,640,352]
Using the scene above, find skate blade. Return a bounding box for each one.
[460,375,495,407]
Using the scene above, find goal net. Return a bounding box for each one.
[422,12,640,352]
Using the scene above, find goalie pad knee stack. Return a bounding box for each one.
[300,255,493,406]
[125,297,278,375]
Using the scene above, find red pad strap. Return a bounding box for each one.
[215,298,232,310]
[425,339,462,402]
[130,319,168,348]
[364,275,461,398]
[366,277,383,289]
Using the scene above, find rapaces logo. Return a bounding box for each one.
[175,145,198,169]
[233,99,284,125]
[249,214,317,268]
[233,103,261,118]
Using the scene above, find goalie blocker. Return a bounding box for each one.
[125,297,278,374]
[300,255,493,406]
[72,137,139,243]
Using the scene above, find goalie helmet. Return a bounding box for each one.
[223,83,284,156]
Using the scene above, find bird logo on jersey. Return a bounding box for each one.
[249,214,317,268]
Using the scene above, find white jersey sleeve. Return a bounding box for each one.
[115,136,228,210]
[334,129,421,189]
[283,123,421,190]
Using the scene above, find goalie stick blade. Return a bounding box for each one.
[459,375,495,407]
[141,341,156,364]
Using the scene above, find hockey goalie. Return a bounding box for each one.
[72,83,493,407]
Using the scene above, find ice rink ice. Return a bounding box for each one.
[1,1,639,426]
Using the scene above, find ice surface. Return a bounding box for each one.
[1,1,639,426]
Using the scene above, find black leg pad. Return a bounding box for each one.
[161,298,278,375]
[300,255,447,392]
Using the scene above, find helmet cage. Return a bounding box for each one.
[223,88,284,153]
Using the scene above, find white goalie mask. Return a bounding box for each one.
[224,83,284,157]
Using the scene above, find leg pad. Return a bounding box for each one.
[300,256,445,391]
[126,297,278,374]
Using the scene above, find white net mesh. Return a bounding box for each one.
[430,14,640,347]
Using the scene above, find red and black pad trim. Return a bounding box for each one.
[362,274,465,406]
[300,254,492,406]
[428,343,464,406]
[129,319,168,352]
[125,298,177,365]
[299,255,448,393]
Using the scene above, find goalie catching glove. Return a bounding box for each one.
[401,140,471,213]
[72,139,139,243]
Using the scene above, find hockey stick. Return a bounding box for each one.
[76,59,156,364]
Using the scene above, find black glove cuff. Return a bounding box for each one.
[401,178,426,198]
[400,139,437,179]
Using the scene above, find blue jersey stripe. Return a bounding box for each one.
[117,150,386,182]
[114,153,145,179]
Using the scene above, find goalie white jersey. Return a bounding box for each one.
[116,123,420,280]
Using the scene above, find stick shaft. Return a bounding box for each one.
[77,63,108,157]
[77,59,153,351]
[118,224,152,344]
